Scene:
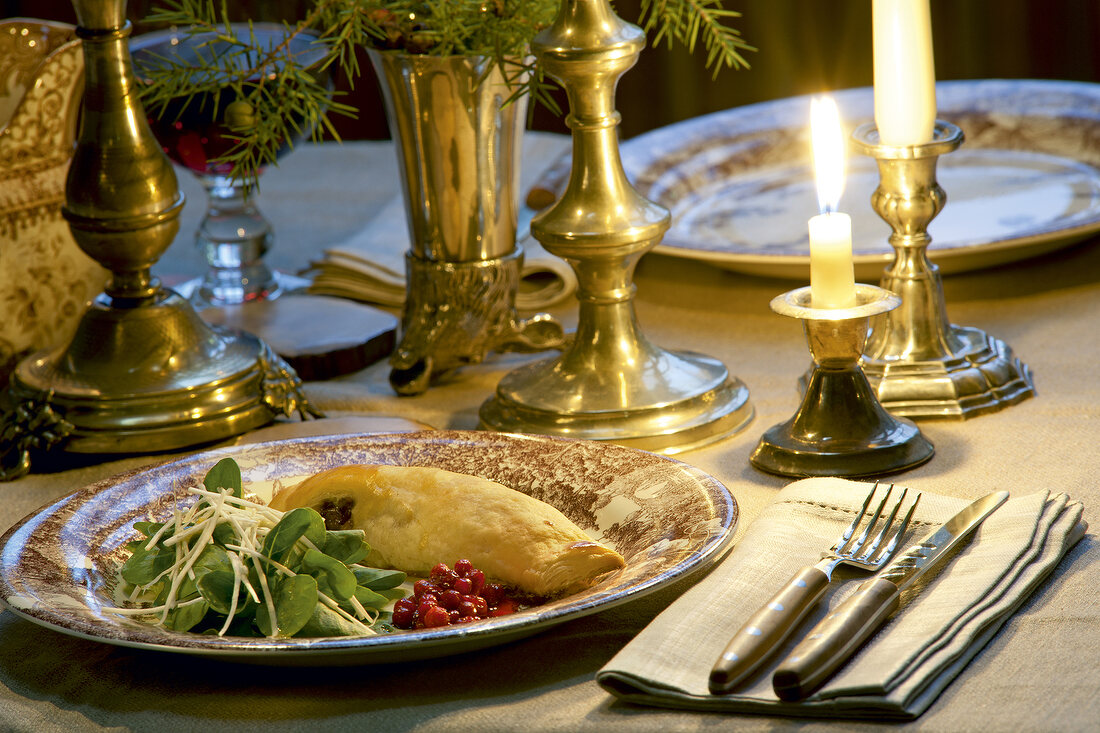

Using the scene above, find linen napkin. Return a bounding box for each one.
[597,477,1087,720]
[307,132,576,311]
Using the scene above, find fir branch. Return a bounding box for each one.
[135,0,752,188]
[136,0,359,191]
[640,0,754,78]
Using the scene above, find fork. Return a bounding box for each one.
[708,482,920,694]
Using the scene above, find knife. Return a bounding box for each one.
[772,490,1009,702]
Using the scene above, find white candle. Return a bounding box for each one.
[872,0,937,145]
[808,97,856,309]
[808,212,855,308]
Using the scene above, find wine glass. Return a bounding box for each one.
[131,23,328,307]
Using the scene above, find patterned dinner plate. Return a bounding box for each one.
[620,79,1100,279]
[0,431,736,664]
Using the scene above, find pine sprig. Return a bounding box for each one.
[640,0,754,79]
[136,0,752,188]
[136,0,363,190]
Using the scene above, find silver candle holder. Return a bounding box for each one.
[478,0,753,453]
[751,284,934,478]
[851,121,1034,419]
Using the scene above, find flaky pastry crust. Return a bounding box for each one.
[269,464,625,597]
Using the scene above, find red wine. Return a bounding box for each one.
[143,90,247,175]
[131,23,326,175]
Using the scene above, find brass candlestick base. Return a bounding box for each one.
[851,121,1034,419]
[478,0,752,453]
[751,285,934,478]
[0,3,316,481]
[6,292,310,455]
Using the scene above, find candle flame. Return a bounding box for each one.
[811,96,846,215]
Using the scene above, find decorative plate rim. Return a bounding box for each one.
[620,79,1100,279]
[0,430,737,663]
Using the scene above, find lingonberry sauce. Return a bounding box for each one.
[391,559,519,630]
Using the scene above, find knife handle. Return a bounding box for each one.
[772,577,901,701]
[708,566,829,694]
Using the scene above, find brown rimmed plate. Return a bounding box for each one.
[0,431,736,664]
[620,79,1100,280]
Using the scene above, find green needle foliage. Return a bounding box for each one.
[641,0,753,79]
[136,0,753,189]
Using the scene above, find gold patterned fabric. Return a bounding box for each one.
[0,19,107,387]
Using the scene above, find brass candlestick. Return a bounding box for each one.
[751,285,934,477]
[479,0,753,453]
[851,121,1034,419]
[0,1,316,480]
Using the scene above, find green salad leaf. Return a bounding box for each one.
[107,459,407,639]
[203,457,243,498]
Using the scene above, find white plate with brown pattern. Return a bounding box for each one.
[0,431,736,664]
[619,79,1100,280]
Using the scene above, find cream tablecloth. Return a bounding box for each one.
[0,138,1096,732]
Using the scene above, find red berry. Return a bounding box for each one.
[399,560,523,631]
[468,569,485,594]
[481,582,505,606]
[468,595,488,617]
[416,597,438,618]
[440,589,463,610]
[392,601,415,629]
[430,563,459,588]
[422,605,450,628]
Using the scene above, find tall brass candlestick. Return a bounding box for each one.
[479,0,753,453]
[851,121,1034,419]
[0,0,316,480]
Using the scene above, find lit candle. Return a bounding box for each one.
[872,0,936,145]
[808,96,856,309]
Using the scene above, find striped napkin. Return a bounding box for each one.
[597,477,1086,720]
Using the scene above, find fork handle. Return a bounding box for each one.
[708,566,829,694]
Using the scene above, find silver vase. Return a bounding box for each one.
[369,50,564,395]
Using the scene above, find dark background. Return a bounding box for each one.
[6,0,1100,140]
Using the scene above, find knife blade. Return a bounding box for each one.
[772,490,1009,701]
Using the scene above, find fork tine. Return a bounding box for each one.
[845,483,894,557]
[880,491,921,559]
[836,482,880,552]
[860,486,908,563]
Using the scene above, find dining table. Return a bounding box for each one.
[0,132,1096,733]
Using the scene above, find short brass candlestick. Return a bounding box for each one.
[851,121,1034,419]
[479,0,753,453]
[751,285,933,478]
[0,0,316,480]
